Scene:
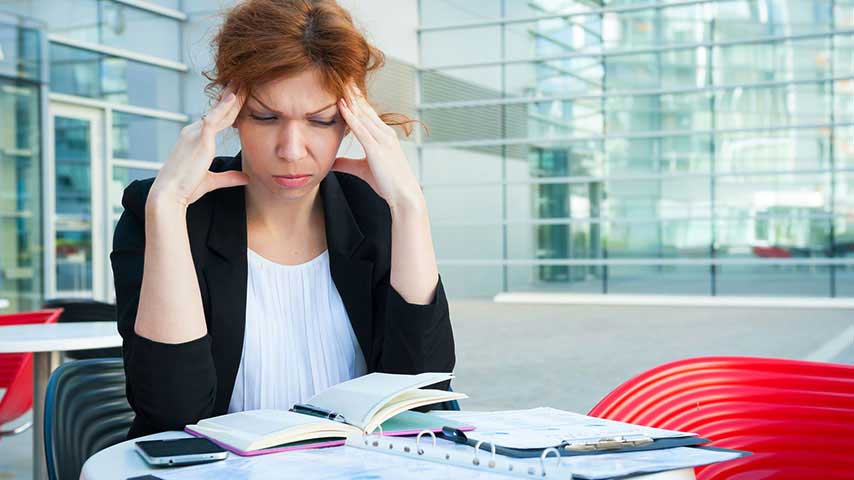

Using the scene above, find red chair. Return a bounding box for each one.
[588,356,854,480]
[0,309,63,437]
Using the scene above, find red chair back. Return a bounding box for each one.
[588,356,854,480]
[0,309,63,427]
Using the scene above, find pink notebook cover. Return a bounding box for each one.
[184,424,475,457]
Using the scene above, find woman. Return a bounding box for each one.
[111,0,455,439]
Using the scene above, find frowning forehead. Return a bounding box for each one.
[248,69,339,117]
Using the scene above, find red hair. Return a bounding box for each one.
[204,0,419,135]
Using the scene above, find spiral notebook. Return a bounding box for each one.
[184,372,468,456]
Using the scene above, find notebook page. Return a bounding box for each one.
[190,409,349,451]
[431,407,695,449]
[307,372,454,430]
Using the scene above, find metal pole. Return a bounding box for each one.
[32,350,61,480]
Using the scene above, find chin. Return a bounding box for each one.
[267,179,320,200]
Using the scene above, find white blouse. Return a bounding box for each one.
[227,248,368,413]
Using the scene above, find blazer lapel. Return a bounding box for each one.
[204,156,248,414]
[320,172,375,367]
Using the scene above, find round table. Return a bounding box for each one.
[81,431,697,480]
[0,321,122,480]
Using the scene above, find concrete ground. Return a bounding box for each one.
[2,300,852,479]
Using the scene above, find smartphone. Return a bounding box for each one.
[134,438,228,467]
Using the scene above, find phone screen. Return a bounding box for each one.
[136,438,226,458]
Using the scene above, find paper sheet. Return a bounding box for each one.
[356,435,741,480]
[430,407,696,449]
[152,443,509,480]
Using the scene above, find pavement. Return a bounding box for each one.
[1,300,852,479]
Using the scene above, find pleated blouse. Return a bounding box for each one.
[227,248,368,413]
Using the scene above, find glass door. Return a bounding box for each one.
[48,103,106,300]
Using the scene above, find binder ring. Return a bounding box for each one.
[416,430,437,455]
[540,447,561,477]
[472,440,497,468]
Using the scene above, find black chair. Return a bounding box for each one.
[44,359,133,480]
[42,299,121,359]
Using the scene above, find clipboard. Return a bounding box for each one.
[441,426,712,458]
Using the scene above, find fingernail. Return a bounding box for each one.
[223,92,236,102]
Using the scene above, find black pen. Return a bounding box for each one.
[290,403,348,423]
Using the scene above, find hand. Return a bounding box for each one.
[333,82,423,211]
[149,86,249,208]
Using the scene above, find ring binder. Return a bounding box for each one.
[416,430,437,454]
[540,448,561,477]
[473,440,497,467]
[351,429,567,478]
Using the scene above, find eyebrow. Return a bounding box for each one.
[249,96,338,117]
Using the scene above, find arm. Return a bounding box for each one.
[334,82,455,383]
[388,195,440,305]
[111,184,216,435]
[112,87,247,436]
[135,197,207,343]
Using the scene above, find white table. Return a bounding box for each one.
[81,431,697,480]
[0,321,122,480]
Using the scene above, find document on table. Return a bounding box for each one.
[348,433,742,480]
[151,444,510,480]
[430,407,696,449]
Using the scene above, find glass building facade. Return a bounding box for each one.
[0,12,43,311]
[418,0,854,297]
[2,0,852,306]
[0,0,189,308]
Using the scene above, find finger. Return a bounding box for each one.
[343,84,388,143]
[339,97,378,146]
[201,89,244,137]
[207,170,249,191]
[349,83,393,135]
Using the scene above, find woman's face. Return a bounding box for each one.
[236,68,347,201]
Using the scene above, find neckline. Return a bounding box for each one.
[247,248,329,269]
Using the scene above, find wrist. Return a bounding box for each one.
[146,189,188,220]
[387,189,427,218]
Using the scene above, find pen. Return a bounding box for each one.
[563,434,654,451]
[290,403,348,423]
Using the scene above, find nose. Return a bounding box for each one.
[275,121,308,162]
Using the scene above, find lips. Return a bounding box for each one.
[273,174,312,188]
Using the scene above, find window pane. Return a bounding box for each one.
[112,165,158,216]
[715,127,832,173]
[421,26,501,67]
[419,0,501,26]
[606,219,712,259]
[607,266,710,295]
[99,2,181,62]
[0,17,43,81]
[0,78,43,311]
[54,116,92,293]
[716,264,831,297]
[112,112,183,161]
[0,0,99,42]
[3,0,181,61]
[49,43,181,111]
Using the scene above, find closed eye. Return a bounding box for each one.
[311,119,337,127]
[250,114,276,122]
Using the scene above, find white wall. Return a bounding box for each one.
[338,0,419,65]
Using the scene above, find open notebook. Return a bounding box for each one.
[185,372,469,455]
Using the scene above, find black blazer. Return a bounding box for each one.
[111,153,455,439]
